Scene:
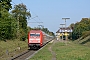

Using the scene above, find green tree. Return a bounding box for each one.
[0,9,17,40]
[69,23,75,30]
[42,28,49,34]
[72,18,90,40]
[27,26,33,33]
[11,3,31,40]
[0,0,12,11]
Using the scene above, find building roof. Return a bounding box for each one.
[56,27,72,33]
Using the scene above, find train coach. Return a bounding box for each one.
[28,30,53,49]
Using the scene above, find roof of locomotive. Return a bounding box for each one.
[29,30,47,35]
[30,30,42,33]
[29,30,53,37]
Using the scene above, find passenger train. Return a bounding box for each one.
[28,30,54,49]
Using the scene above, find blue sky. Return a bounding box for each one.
[12,0,90,33]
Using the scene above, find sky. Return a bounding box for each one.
[12,0,90,33]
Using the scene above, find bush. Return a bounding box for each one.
[19,29,26,41]
[20,35,26,41]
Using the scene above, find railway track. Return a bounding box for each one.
[11,50,36,60]
[11,39,54,60]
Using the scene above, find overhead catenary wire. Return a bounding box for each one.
[12,0,44,28]
[28,9,43,24]
[28,16,43,24]
[12,1,38,23]
[28,9,43,23]
[19,0,43,24]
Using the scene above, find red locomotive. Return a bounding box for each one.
[28,30,53,49]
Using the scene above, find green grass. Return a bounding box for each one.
[30,41,90,60]
[30,43,52,60]
[53,41,90,60]
[0,39,28,60]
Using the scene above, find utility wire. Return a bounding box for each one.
[12,0,43,25]
[19,0,43,23]
[29,9,43,23]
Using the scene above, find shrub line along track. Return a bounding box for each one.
[11,39,54,60]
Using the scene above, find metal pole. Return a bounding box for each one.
[62,18,70,41]
[17,16,19,38]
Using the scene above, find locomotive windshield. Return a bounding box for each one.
[30,34,40,36]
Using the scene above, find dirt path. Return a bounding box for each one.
[48,40,57,60]
[48,39,68,60]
